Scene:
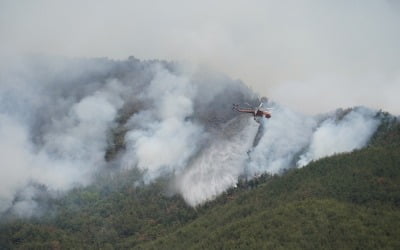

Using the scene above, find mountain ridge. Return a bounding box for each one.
[0,56,399,248]
[1,116,399,249]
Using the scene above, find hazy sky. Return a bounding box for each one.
[1,0,399,114]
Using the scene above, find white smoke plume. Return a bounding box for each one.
[247,106,380,173]
[247,104,316,175]
[0,56,129,216]
[122,65,203,181]
[0,56,382,215]
[297,107,380,167]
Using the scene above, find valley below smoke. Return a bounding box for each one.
[0,56,382,217]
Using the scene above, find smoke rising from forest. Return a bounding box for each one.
[1,0,400,114]
[0,56,382,216]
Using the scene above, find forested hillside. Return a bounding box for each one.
[143,144,400,249]
[2,1,400,249]
[0,117,398,249]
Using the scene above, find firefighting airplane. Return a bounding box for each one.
[232,103,272,120]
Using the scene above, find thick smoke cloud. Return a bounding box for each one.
[0,56,381,216]
[247,106,380,173]
[122,65,203,181]
[1,0,399,114]
[0,58,126,216]
[297,108,380,167]
[247,105,316,175]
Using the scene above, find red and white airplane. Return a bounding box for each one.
[232,103,272,120]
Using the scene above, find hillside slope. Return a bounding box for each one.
[1,121,399,249]
[139,143,400,249]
